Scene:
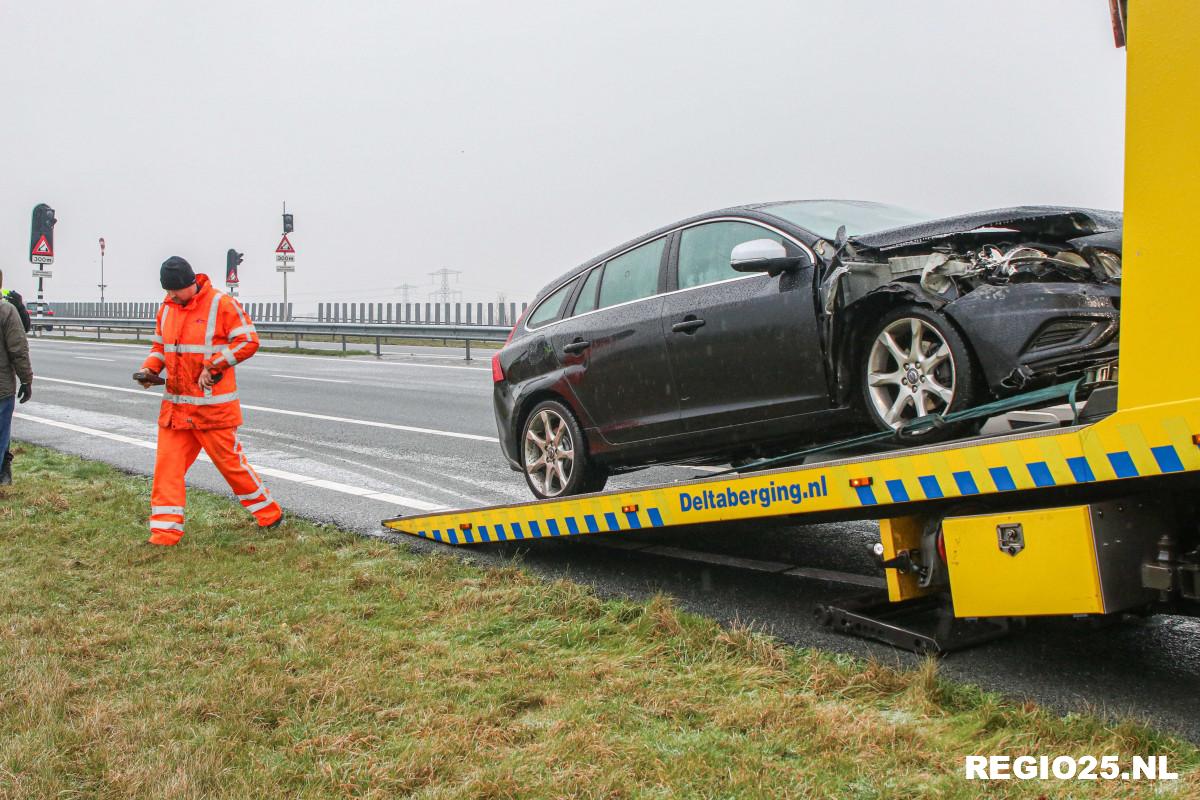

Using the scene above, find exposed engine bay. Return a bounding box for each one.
[821,207,1123,398]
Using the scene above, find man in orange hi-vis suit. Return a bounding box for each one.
[137,256,282,545]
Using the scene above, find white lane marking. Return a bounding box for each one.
[36,376,501,443]
[30,339,143,350]
[74,356,116,362]
[369,492,434,505]
[13,412,448,512]
[238,405,499,442]
[395,352,495,360]
[39,376,151,396]
[270,374,351,384]
[667,464,725,473]
[17,414,153,449]
[295,354,489,372]
[30,339,491,371]
[239,426,493,506]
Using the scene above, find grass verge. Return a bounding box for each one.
[0,442,1195,799]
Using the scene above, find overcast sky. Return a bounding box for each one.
[0,0,1126,311]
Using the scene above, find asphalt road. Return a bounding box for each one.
[13,335,1200,742]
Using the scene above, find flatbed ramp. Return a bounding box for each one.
[383,407,1200,545]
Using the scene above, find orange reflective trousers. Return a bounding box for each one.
[149,427,281,545]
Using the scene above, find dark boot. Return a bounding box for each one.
[0,451,11,486]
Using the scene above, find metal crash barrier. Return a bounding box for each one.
[38,317,511,361]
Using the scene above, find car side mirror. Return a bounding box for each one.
[730,238,807,275]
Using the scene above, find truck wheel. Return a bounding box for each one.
[861,305,978,436]
[520,400,597,499]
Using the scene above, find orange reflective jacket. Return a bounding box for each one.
[140,274,261,430]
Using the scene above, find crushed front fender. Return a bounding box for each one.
[942,281,1120,392]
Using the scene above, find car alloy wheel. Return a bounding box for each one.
[866,316,957,429]
[523,407,575,497]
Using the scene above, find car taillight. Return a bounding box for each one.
[491,353,505,383]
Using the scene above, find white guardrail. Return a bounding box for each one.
[37,317,513,361]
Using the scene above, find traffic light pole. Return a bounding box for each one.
[29,202,56,337]
[35,275,44,337]
[225,248,243,298]
[281,201,292,321]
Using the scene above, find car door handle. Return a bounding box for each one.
[671,317,706,334]
[563,339,591,354]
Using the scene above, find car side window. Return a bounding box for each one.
[678,220,783,290]
[572,266,603,316]
[526,276,580,329]
[597,236,666,310]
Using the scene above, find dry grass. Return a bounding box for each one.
[0,443,1195,799]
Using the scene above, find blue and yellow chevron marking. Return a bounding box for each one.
[411,505,668,544]
[382,399,1200,545]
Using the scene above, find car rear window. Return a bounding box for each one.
[572,266,603,316]
[525,277,579,329]
[598,237,665,310]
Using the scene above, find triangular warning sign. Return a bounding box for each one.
[275,234,295,254]
[32,235,52,256]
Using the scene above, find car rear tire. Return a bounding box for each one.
[520,400,599,499]
[860,305,979,437]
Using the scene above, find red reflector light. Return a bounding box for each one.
[1193,434,1200,447]
[491,353,505,383]
[459,522,473,531]
[621,504,639,514]
[849,477,873,488]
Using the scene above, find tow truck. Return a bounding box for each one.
[385,0,1200,652]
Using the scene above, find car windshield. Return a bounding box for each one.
[758,200,934,239]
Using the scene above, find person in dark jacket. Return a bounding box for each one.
[0,272,32,334]
[0,271,33,485]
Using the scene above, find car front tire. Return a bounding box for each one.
[520,399,600,499]
[860,305,978,437]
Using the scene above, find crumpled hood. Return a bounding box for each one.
[850,206,1122,250]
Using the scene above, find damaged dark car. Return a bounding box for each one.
[493,200,1121,498]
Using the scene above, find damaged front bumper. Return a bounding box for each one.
[942,281,1121,393]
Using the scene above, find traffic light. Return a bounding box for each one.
[282,213,294,233]
[29,203,56,263]
[226,248,244,284]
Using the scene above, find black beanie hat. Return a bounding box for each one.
[160,256,197,290]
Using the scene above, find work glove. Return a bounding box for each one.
[17,383,31,404]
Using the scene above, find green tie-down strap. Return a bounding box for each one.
[706,378,1088,479]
